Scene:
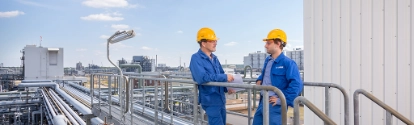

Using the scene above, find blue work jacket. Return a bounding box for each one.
[256,53,303,107]
[189,49,228,106]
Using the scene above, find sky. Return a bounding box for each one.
[0,0,303,67]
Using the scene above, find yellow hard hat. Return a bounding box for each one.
[197,27,218,42]
[263,29,287,43]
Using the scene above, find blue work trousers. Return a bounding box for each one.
[202,105,226,125]
[252,102,283,125]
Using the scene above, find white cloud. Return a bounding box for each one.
[0,11,25,18]
[76,48,87,52]
[127,4,145,8]
[111,12,122,16]
[82,0,140,8]
[81,13,123,21]
[100,35,110,39]
[224,42,238,46]
[16,0,56,9]
[141,46,152,50]
[176,30,183,34]
[111,24,130,31]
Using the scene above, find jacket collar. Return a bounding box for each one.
[267,52,286,63]
[197,49,216,59]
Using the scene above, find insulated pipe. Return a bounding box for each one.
[0,100,41,106]
[0,91,37,95]
[48,91,79,125]
[242,65,253,78]
[54,86,92,115]
[53,115,67,125]
[32,110,41,125]
[90,117,104,125]
[18,82,58,89]
[119,64,142,73]
[50,90,84,125]
[0,96,42,100]
[21,80,52,83]
[41,90,56,117]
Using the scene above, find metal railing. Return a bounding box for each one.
[294,96,336,125]
[89,73,288,125]
[303,82,349,125]
[353,89,414,125]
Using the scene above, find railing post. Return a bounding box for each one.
[99,75,101,112]
[253,90,257,110]
[294,96,336,125]
[248,87,252,125]
[354,89,360,125]
[304,82,349,125]
[108,75,112,119]
[193,84,198,124]
[90,74,94,109]
[129,77,133,125]
[154,80,159,125]
[325,86,330,125]
[386,111,392,125]
[263,91,269,125]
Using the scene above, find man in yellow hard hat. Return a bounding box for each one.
[189,27,235,125]
[253,29,303,125]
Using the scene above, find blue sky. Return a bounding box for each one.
[0,0,303,67]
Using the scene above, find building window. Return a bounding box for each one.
[49,51,58,65]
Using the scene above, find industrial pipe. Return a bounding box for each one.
[54,86,92,115]
[49,90,84,125]
[18,82,58,89]
[53,115,68,125]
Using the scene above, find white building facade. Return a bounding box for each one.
[304,0,414,125]
[23,45,64,80]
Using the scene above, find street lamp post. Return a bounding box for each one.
[106,30,135,121]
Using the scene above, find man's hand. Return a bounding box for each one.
[269,96,279,106]
[256,80,262,85]
[228,88,236,94]
[227,74,234,82]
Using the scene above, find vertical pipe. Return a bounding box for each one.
[325,86,330,125]
[130,78,133,125]
[193,84,198,124]
[125,76,131,114]
[154,80,159,125]
[164,81,169,111]
[386,111,392,125]
[263,91,269,125]
[170,81,173,124]
[108,76,112,118]
[294,98,300,125]
[248,84,252,125]
[354,91,360,125]
[253,90,257,110]
[160,80,164,110]
[41,105,43,125]
[28,107,30,125]
[142,76,146,114]
[90,74,94,109]
[99,75,101,112]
